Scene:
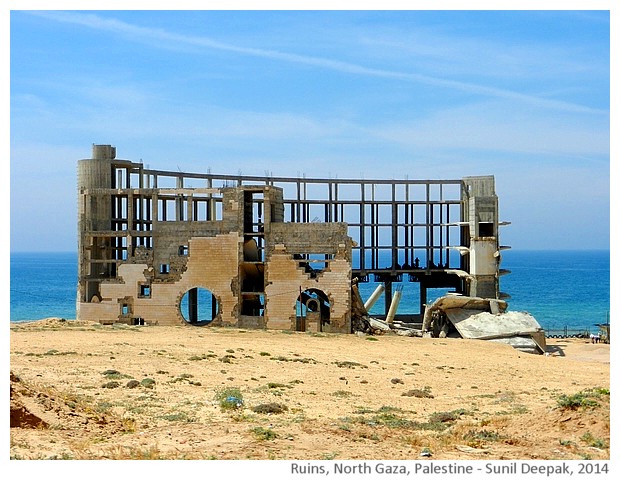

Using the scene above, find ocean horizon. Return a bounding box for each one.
[10,249,610,333]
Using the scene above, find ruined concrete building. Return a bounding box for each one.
[77,144,510,332]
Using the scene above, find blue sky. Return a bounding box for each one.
[7,6,612,252]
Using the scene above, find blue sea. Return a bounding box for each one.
[9,250,610,333]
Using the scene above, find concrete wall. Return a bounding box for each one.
[264,222,352,332]
[265,252,351,332]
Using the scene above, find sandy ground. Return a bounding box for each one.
[9,318,610,462]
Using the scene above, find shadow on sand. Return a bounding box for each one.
[545,345,566,357]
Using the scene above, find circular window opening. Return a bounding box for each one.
[180,287,218,326]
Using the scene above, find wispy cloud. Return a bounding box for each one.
[371,100,609,159]
[29,11,607,116]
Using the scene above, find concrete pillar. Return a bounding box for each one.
[420,282,427,313]
[364,284,384,311]
[463,176,501,299]
[384,281,393,317]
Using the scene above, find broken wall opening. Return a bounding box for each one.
[241,293,265,316]
[295,253,334,278]
[296,289,331,332]
[179,287,218,325]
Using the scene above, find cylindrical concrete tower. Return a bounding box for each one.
[76,145,117,314]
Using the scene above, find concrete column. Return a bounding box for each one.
[384,281,393,317]
[420,282,427,314]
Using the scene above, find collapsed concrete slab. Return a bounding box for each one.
[422,295,546,354]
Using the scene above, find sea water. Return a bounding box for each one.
[358,249,610,332]
[10,252,78,322]
[9,250,610,332]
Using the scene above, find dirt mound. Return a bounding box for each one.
[10,371,124,432]
[13,317,99,328]
[10,372,49,428]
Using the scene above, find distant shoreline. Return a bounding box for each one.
[8,249,613,254]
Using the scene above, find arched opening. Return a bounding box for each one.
[180,287,218,326]
[295,288,331,332]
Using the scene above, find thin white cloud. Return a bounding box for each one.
[370,100,609,159]
[29,11,607,116]
[359,31,604,82]
[11,74,608,167]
